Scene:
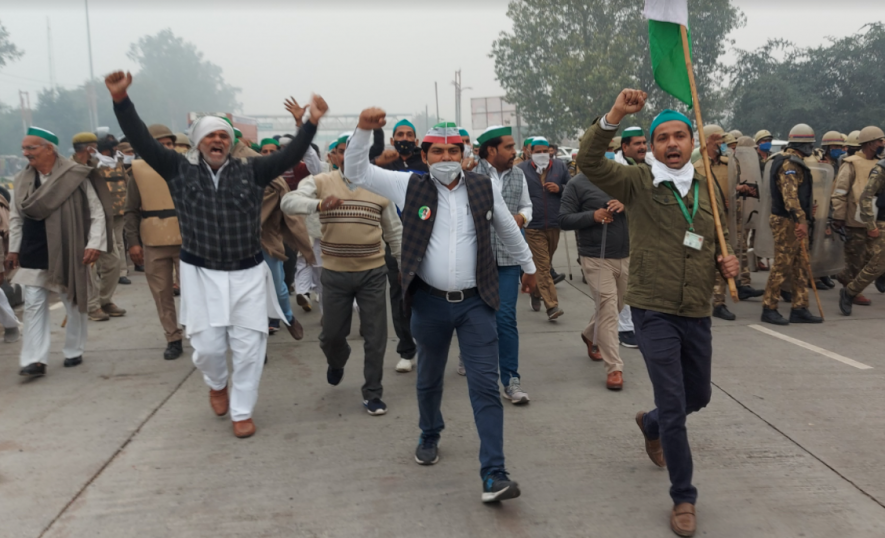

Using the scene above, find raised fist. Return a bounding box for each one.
[307,94,329,125]
[358,108,387,130]
[608,89,648,125]
[105,71,133,101]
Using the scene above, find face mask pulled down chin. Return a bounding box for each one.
[532,153,551,170]
[429,161,462,185]
[394,140,416,156]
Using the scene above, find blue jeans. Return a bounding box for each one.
[496,265,521,386]
[262,250,293,324]
[411,288,504,478]
[633,308,713,506]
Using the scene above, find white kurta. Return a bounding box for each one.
[179,261,285,338]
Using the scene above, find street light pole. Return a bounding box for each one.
[84,0,99,131]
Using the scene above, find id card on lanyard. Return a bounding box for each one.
[664,180,704,251]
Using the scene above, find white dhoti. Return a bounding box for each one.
[20,284,88,367]
[617,305,633,332]
[294,238,323,313]
[180,261,283,421]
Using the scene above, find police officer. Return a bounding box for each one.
[840,157,885,315]
[761,124,824,325]
[832,126,885,307]
[755,129,774,172]
[819,131,846,175]
[733,136,764,300]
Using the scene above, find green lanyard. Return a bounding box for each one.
[664,180,699,232]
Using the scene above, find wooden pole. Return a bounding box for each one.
[801,240,825,321]
[680,25,739,302]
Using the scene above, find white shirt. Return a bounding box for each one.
[480,159,533,225]
[345,128,536,292]
[204,160,230,189]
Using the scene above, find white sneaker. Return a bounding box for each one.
[395,358,413,373]
[503,377,530,405]
[456,357,466,376]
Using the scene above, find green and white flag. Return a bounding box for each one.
[645,0,693,107]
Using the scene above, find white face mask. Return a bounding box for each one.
[429,161,462,186]
[531,152,551,170]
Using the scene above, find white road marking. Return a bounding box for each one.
[748,324,873,370]
[50,302,64,311]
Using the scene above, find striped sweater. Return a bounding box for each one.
[280,170,402,273]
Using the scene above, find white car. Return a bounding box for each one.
[556,146,576,162]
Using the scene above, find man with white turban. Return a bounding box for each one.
[106,71,327,438]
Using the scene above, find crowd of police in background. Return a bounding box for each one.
[559,123,885,325]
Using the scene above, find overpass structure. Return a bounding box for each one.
[250,113,413,148]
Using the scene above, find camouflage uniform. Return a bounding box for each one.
[847,163,885,296]
[763,149,811,310]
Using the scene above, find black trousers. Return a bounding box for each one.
[633,308,713,506]
[386,245,416,360]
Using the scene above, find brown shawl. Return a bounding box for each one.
[261,177,315,264]
[13,156,115,312]
[234,141,315,264]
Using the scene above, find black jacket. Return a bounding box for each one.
[558,173,629,259]
[383,152,429,175]
[519,158,569,229]
[114,97,316,271]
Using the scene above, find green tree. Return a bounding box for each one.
[491,0,744,141]
[27,83,119,155]
[728,23,885,139]
[126,29,240,132]
[0,20,22,68]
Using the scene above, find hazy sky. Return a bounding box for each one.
[1,1,884,129]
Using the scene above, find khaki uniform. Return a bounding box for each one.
[124,160,183,342]
[88,159,129,312]
[847,163,885,296]
[763,149,811,310]
[694,156,750,306]
[832,154,879,283]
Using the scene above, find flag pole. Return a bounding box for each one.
[679,25,739,302]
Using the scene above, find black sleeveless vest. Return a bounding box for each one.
[400,171,499,312]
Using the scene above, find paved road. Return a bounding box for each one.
[2,238,885,537]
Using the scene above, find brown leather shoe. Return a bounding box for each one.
[580,334,603,361]
[101,303,127,317]
[233,419,256,438]
[209,387,229,417]
[635,411,666,468]
[670,503,696,537]
[606,371,623,390]
[286,317,304,340]
[854,294,872,306]
[89,308,110,322]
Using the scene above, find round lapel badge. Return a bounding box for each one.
[486,210,493,221]
[418,206,432,221]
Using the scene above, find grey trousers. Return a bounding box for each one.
[320,265,388,401]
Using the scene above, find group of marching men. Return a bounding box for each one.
[11,68,885,535]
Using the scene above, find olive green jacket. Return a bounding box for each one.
[577,119,732,318]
